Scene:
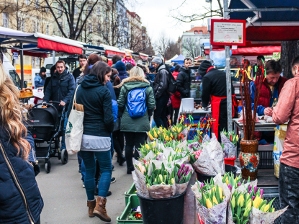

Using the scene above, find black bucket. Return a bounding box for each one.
[196,165,237,182]
[138,192,185,224]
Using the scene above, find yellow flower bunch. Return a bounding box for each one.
[139,141,162,157]
[199,185,225,209]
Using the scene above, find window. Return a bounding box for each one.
[32,20,36,32]
[21,18,24,31]
[36,20,39,32]
[88,23,92,33]
[35,0,39,8]
[2,13,8,28]
[87,5,92,12]
[46,24,49,35]
[74,5,78,15]
[97,6,101,15]
[25,0,29,5]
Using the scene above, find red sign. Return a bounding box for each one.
[211,19,246,46]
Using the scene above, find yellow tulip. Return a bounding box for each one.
[237,194,244,207]
[263,204,270,212]
[253,196,262,208]
[212,196,218,205]
[206,199,213,209]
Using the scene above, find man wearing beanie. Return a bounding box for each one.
[115,61,129,81]
[198,60,235,140]
[152,56,169,128]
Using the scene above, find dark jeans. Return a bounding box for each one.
[81,150,112,200]
[154,93,169,128]
[113,130,124,156]
[279,162,299,223]
[124,132,147,170]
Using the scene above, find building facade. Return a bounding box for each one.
[181,26,210,58]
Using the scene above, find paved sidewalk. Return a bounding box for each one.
[36,154,133,224]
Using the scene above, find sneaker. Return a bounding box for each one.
[112,165,115,171]
[111,177,116,184]
[82,182,85,188]
[106,191,112,197]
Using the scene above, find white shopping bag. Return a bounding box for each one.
[65,87,84,155]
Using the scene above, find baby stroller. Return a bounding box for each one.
[27,101,68,173]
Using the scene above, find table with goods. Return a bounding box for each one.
[116,115,286,224]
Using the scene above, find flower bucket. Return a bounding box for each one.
[137,192,185,224]
[224,157,236,166]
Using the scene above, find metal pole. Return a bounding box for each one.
[20,42,24,89]
[223,0,233,132]
[52,50,56,65]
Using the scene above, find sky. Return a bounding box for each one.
[128,0,221,43]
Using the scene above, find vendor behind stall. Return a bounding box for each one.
[198,60,236,140]
[250,60,287,116]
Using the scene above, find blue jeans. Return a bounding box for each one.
[81,150,112,200]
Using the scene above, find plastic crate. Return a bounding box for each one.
[124,184,137,205]
[116,195,143,224]
[259,150,274,169]
[262,186,281,224]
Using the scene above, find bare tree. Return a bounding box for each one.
[154,34,180,59]
[41,0,99,40]
[171,0,223,23]
[181,37,201,58]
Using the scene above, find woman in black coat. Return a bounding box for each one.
[0,63,43,224]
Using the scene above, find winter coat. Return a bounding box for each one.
[153,64,169,99]
[170,71,181,109]
[0,128,43,224]
[72,66,82,81]
[117,76,156,132]
[272,76,299,169]
[176,66,191,98]
[76,74,114,136]
[118,71,129,82]
[34,74,45,88]
[43,70,75,107]
[252,75,287,108]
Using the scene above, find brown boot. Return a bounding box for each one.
[93,196,111,222]
[87,200,96,217]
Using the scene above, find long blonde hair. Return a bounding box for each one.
[0,62,30,159]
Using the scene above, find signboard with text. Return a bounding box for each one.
[211,19,246,46]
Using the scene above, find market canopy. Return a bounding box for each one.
[171,54,185,65]
[228,0,299,41]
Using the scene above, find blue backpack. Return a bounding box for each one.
[125,87,147,118]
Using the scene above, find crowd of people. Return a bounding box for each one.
[2,51,299,223]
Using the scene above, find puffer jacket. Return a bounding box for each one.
[43,70,75,107]
[176,66,191,98]
[117,76,156,132]
[272,76,299,169]
[0,128,43,224]
[153,64,169,99]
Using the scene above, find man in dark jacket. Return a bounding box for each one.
[72,54,87,80]
[152,56,169,128]
[44,60,75,151]
[199,60,235,140]
[176,57,193,98]
[114,61,129,81]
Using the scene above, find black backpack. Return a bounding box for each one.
[163,64,177,94]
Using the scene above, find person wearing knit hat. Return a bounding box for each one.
[200,60,236,141]
[114,61,129,81]
[152,56,169,128]
[34,66,47,88]
[122,52,136,66]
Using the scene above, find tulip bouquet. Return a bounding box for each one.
[221,131,238,158]
[139,140,163,159]
[192,134,225,176]
[191,174,230,224]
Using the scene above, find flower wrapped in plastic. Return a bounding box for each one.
[192,134,225,176]
[191,174,231,224]
[220,131,238,158]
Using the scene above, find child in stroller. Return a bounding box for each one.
[27,101,68,173]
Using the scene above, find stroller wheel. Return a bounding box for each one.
[45,160,51,173]
[61,149,68,165]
